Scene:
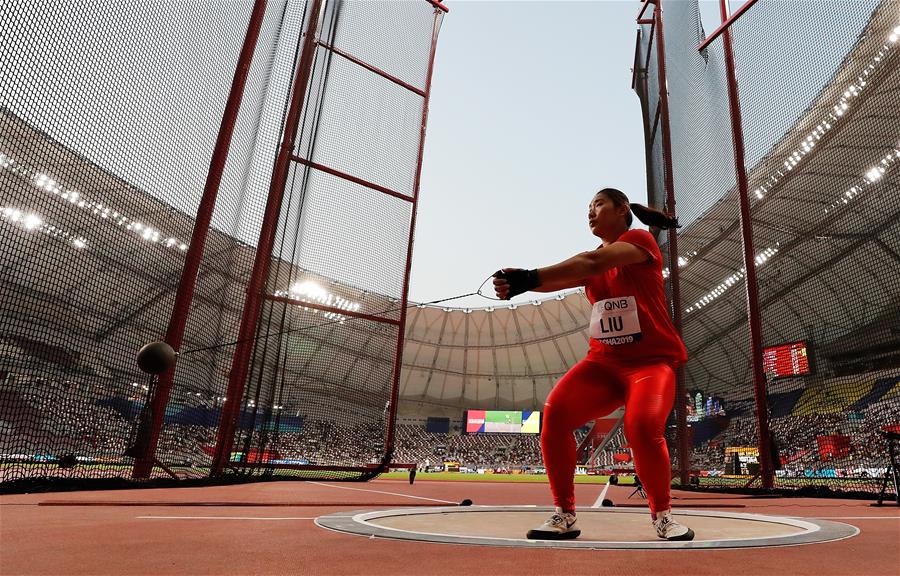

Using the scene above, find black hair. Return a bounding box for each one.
[596,187,680,230]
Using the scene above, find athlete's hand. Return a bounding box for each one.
[493,268,541,300]
[493,269,513,300]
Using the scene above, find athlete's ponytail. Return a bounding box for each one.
[630,202,681,230]
[597,187,681,230]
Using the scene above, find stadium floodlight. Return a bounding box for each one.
[290,280,326,300]
[22,213,42,231]
[865,167,883,182]
[757,30,892,204]
[685,245,775,315]
[1,207,21,222]
[28,163,188,252]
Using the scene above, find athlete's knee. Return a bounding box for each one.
[624,415,666,448]
[542,400,576,434]
[542,401,564,429]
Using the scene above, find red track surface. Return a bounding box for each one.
[2,480,898,575]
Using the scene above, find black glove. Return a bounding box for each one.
[494,268,541,300]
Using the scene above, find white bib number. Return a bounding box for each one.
[590,296,642,345]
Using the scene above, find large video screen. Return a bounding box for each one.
[763,341,811,378]
[465,410,540,434]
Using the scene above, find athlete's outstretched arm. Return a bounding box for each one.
[493,241,650,299]
[537,242,650,290]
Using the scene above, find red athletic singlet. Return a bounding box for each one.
[583,229,687,366]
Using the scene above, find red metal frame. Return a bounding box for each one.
[643,0,690,486]
[131,0,269,479]
[637,0,654,23]
[210,0,326,476]
[631,29,641,91]
[644,20,656,73]
[210,1,445,477]
[383,8,443,460]
[317,41,426,97]
[290,155,415,203]
[716,0,774,488]
[698,0,758,52]
[424,0,449,13]
[634,37,661,216]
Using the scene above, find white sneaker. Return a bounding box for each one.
[653,509,695,541]
[526,507,581,540]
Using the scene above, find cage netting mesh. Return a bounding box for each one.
[0,0,444,489]
[635,0,900,496]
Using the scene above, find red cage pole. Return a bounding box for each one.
[648,0,690,486]
[210,0,326,476]
[383,8,444,459]
[698,0,758,52]
[131,0,269,479]
[716,0,774,488]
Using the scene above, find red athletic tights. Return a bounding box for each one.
[542,356,676,514]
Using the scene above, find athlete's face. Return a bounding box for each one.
[588,192,629,238]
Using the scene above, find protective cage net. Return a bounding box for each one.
[0,0,444,489]
[635,0,900,496]
[221,0,442,481]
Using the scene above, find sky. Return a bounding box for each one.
[409,1,645,309]
[0,0,735,308]
[408,0,729,309]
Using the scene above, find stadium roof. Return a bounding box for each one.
[1,108,594,419]
[645,5,900,396]
[398,292,591,417]
[2,3,897,420]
